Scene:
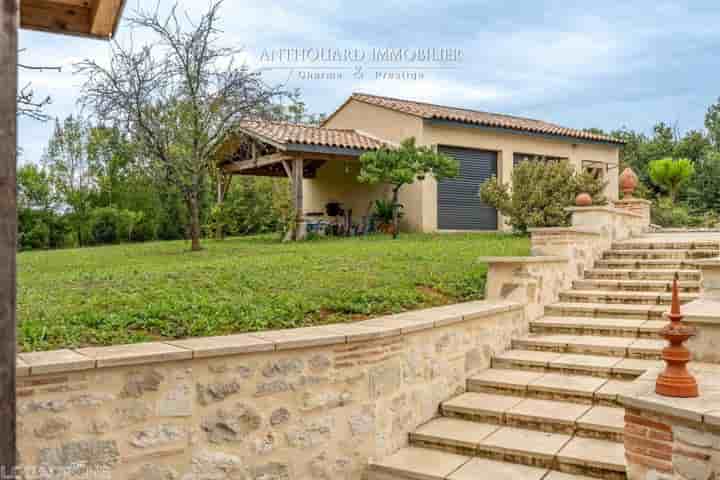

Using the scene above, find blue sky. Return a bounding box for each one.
[18,0,720,163]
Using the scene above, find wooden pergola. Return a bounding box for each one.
[0,0,125,473]
[217,121,386,240]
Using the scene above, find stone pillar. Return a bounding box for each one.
[696,258,720,300]
[614,198,652,228]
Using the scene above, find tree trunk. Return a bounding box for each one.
[215,176,225,241]
[187,191,202,252]
[392,187,400,240]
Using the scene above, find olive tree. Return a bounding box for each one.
[77,1,283,251]
[358,138,459,238]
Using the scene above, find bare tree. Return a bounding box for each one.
[17,50,61,121]
[77,1,284,251]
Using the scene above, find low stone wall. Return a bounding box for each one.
[478,256,571,321]
[621,364,720,480]
[481,204,649,320]
[15,301,523,480]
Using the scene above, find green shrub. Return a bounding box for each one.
[479,160,607,233]
[88,207,143,244]
[651,198,703,228]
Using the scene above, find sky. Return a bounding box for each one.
[17,0,720,163]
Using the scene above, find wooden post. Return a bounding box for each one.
[0,0,18,476]
[293,157,305,240]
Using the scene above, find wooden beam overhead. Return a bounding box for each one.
[222,153,295,173]
[20,0,125,39]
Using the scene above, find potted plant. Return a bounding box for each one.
[373,199,403,235]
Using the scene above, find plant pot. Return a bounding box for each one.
[378,223,396,235]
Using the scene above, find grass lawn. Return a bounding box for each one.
[18,233,529,352]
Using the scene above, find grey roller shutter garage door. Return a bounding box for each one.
[437,146,498,230]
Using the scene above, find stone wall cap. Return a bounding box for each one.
[16,357,29,378]
[19,300,523,375]
[528,227,602,236]
[168,334,275,359]
[614,198,652,205]
[682,299,720,324]
[19,349,96,375]
[477,256,569,264]
[75,342,193,368]
[620,363,720,425]
[565,205,643,218]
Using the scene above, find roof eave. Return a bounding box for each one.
[426,118,625,146]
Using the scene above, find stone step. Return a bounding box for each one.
[603,249,718,260]
[493,349,663,379]
[572,279,700,293]
[368,448,610,480]
[530,317,665,339]
[468,368,609,404]
[407,419,626,479]
[612,240,720,251]
[545,302,667,320]
[512,335,664,360]
[594,259,700,270]
[558,290,699,306]
[441,392,625,442]
[584,269,701,281]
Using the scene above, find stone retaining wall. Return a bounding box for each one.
[15,301,523,480]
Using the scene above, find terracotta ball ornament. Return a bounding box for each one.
[575,193,593,207]
[619,167,639,198]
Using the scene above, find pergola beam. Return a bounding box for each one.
[222,152,295,174]
[0,0,18,473]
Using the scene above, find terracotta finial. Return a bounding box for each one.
[619,168,639,199]
[575,193,593,207]
[655,276,699,398]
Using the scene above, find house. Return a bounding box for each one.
[218,93,624,236]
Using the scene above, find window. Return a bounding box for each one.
[513,153,568,166]
[582,160,606,180]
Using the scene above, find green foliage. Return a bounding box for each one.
[651,198,701,228]
[358,137,459,190]
[688,151,720,213]
[205,177,291,237]
[479,160,607,233]
[372,199,403,225]
[359,137,459,237]
[17,233,530,351]
[648,157,695,201]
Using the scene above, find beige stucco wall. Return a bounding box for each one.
[320,100,426,232]
[15,302,524,480]
[314,99,621,233]
[304,160,390,222]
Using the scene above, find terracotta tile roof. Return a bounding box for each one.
[343,93,624,145]
[238,120,387,151]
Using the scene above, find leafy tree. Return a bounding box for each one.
[78,1,283,251]
[43,116,94,245]
[674,130,711,163]
[688,151,720,213]
[480,160,607,233]
[358,137,459,238]
[706,98,720,147]
[648,157,695,202]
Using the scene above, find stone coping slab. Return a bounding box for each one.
[682,298,720,325]
[566,205,644,218]
[17,300,523,376]
[528,226,603,236]
[477,256,569,264]
[619,363,720,426]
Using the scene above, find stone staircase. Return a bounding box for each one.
[368,239,718,480]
